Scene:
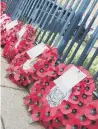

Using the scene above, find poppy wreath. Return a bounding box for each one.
[1,18,11,31]
[0,16,12,47]
[1,20,23,47]
[6,46,58,86]
[2,24,36,63]
[0,2,7,15]
[0,14,12,32]
[24,64,97,129]
[0,14,11,34]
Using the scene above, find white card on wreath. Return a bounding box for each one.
[23,58,38,70]
[54,66,87,93]
[1,14,7,18]
[27,43,48,59]
[15,25,27,48]
[0,14,6,18]
[18,24,27,38]
[6,20,18,30]
[0,16,8,23]
[14,39,21,48]
[46,66,87,107]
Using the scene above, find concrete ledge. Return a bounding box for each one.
[1,87,44,129]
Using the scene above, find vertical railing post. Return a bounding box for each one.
[77,26,98,66]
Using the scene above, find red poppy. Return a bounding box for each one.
[24,95,31,106]
[43,108,63,128]
[69,103,86,120]
[84,77,94,85]
[41,98,59,117]
[35,64,47,77]
[31,79,55,96]
[62,117,69,126]
[66,124,89,129]
[42,107,53,122]
[31,106,42,122]
[42,120,53,129]
[0,2,7,15]
[85,100,98,120]
[30,93,42,105]
[59,100,72,114]
[40,77,55,88]
[84,83,95,95]
[42,60,51,70]
[17,40,34,53]
[87,119,98,129]
[68,110,78,119]
[56,63,66,75]
[68,94,79,104]
[41,47,58,62]
[66,124,80,129]
[45,66,57,78]
[31,84,46,97]
[52,117,62,128]
[76,109,91,126]
[79,94,92,104]
[72,85,82,95]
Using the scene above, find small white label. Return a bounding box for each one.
[47,66,87,107]
[15,25,27,48]
[27,43,48,59]
[23,58,38,70]
[14,39,21,49]
[47,87,72,107]
[47,86,66,107]
[2,21,11,30]
[1,14,7,18]
[0,16,8,23]
[6,20,18,31]
[18,24,27,38]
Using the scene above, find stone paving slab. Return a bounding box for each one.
[0,119,3,129]
[0,61,26,91]
[1,87,44,129]
[1,56,8,64]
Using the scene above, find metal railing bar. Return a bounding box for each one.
[44,0,69,43]
[38,0,64,43]
[77,26,98,66]
[31,0,50,26]
[39,0,73,44]
[86,48,98,70]
[19,0,31,20]
[35,0,57,40]
[56,0,91,56]
[53,0,81,47]
[61,4,98,62]
[27,0,40,22]
[93,72,98,81]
